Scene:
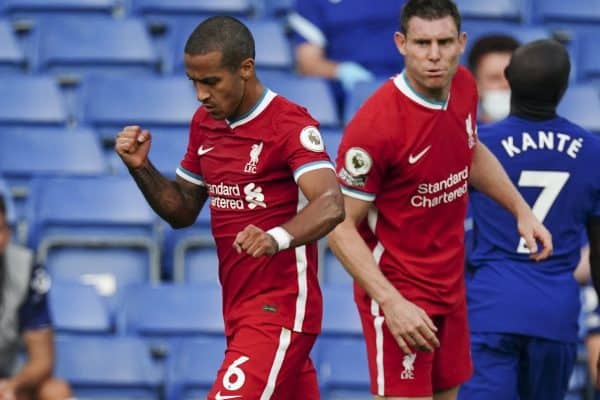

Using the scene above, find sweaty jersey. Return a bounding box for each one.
[336,66,479,315]
[177,89,333,336]
[468,115,600,342]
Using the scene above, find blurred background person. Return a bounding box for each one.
[467,34,519,124]
[288,0,406,118]
[0,195,72,400]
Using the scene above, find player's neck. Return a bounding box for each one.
[404,72,449,103]
[510,97,557,121]
[230,79,264,121]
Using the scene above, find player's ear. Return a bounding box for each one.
[239,58,254,81]
[394,32,407,56]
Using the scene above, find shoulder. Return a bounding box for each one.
[452,66,477,93]
[270,95,319,134]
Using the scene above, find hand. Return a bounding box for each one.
[115,125,152,169]
[517,209,553,261]
[335,61,375,92]
[0,380,16,400]
[233,224,278,257]
[380,293,440,355]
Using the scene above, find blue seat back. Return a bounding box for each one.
[322,285,361,337]
[81,75,197,143]
[55,335,163,399]
[0,20,26,74]
[36,17,158,79]
[118,283,224,337]
[317,337,370,396]
[344,79,386,124]
[0,76,67,127]
[0,177,17,229]
[165,337,226,400]
[49,281,112,334]
[557,84,600,133]
[260,70,339,127]
[454,0,522,22]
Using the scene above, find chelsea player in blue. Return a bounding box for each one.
[459,39,600,400]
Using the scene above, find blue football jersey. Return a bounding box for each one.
[467,115,600,342]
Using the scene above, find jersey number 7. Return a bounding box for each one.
[516,170,570,254]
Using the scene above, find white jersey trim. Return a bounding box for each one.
[288,12,327,47]
[228,89,277,129]
[341,186,376,202]
[293,188,309,332]
[260,328,292,400]
[293,161,335,183]
[394,71,450,111]
[176,167,205,186]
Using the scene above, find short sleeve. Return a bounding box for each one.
[335,110,390,202]
[18,265,51,332]
[288,0,327,48]
[176,111,206,186]
[277,106,334,183]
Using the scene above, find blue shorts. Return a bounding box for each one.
[458,332,576,400]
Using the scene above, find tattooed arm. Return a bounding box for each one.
[115,126,207,228]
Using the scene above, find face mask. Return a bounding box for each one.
[481,89,511,122]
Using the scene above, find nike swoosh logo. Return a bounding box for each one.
[197,145,214,156]
[215,392,241,400]
[408,145,431,164]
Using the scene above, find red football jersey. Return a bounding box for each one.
[337,66,478,315]
[177,89,333,335]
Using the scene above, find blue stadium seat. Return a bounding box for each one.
[169,18,292,75]
[131,0,253,16]
[262,0,295,17]
[80,75,197,145]
[0,20,26,74]
[321,128,343,162]
[118,283,224,337]
[165,337,226,400]
[322,285,361,337]
[578,30,600,82]
[54,335,163,400]
[323,246,353,286]
[260,70,339,127]
[49,281,112,334]
[26,176,161,313]
[557,84,600,133]
[0,127,107,219]
[34,17,159,81]
[532,0,600,24]
[1,0,121,19]
[316,337,371,399]
[165,206,217,283]
[110,128,188,178]
[454,0,522,22]
[0,76,68,127]
[344,79,386,124]
[0,176,17,229]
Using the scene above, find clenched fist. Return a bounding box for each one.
[115,125,152,169]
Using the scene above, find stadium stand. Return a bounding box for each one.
[0,176,17,231]
[26,176,161,316]
[165,205,217,283]
[33,17,159,81]
[260,70,340,127]
[49,281,113,335]
[557,84,600,134]
[79,75,197,146]
[165,337,227,400]
[454,0,523,22]
[0,0,121,19]
[54,335,163,400]
[0,75,68,127]
[0,127,107,219]
[0,19,26,74]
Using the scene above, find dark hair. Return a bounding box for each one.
[0,194,5,218]
[184,16,255,71]
[468,34,520,73]
[400,0,461,35]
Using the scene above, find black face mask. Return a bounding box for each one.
[505,39,571,121]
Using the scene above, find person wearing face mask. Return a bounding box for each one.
[459,39,600,400]
[467,34,519,124]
